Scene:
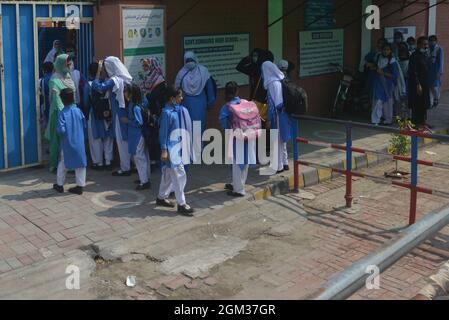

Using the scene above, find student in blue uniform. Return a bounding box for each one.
[219,82,257,197]
[84,62,114,170]
[262,61,291,173]
[126,84,151,190]
[371,43,401,125]
[92,57,132,176]
[364,38,387,100]
[40,61,54,129]
[53,88,87,195]
[175,51,216,152]
[156,85,195,216]
[428,35,444,108]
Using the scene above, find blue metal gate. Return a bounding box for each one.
[0,1,94,171]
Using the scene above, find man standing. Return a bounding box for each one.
[408,36,432,130]
[428,35,444,108]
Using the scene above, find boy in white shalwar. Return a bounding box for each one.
[156,85,195,216]
[53,88,87,195]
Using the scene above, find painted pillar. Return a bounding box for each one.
[268,0,283,62]
[428,0,437,36]
[360,0,372,71]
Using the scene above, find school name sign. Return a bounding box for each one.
[183,33,250,89]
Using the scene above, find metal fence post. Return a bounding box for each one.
[293,118,300,193]
[345,124,353,208]
[409,134,419,225]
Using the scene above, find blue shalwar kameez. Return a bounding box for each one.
[158,104,193,206]
[84,79,114,166]
[56,104,87,187]
[92,78,131,172]
[128,102,150,184]
[219,97,257,195]
[371,57,400,125]
[429,45,444,107]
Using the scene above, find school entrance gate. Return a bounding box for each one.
[0,1,94,171]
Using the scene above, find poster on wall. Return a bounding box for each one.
[122,7,165,85]
[183,33,250,89]
[384,26,416,43]
[299,28,344,78]
[304,0,336,30]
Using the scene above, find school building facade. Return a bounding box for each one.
[1,0,448,171]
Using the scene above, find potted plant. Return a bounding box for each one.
[386,117,413,179]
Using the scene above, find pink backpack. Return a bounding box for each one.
[228,99,261,141]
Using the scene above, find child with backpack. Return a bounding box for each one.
[84,62,114,170]
[219,82,259,197]
[125,84,151,190]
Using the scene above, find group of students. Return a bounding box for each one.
[39,46,303,217]
[364,32,444,130]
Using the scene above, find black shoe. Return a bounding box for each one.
[227,190,244,197]
[224,183,233,191]
[68,186,83,195]
[103,164,113,171]
[53,184,64,193]
[91,164,104,171]
[112,170,131,177]
[136,182,151,190]
[276,169,285,174]
[178,204,194,216]
[156,198,175,208]
[283,165,290,171]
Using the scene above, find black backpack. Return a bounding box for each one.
[281,78,308,116]
[91,88,112,121]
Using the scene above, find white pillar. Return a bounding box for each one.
[428,0,437,36]
[268,0,283,62]
[360,0,373,72]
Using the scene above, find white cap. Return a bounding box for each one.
[277,59,289,71]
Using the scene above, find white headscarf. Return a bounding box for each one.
[262,61,284,107]
[44,40,62,63]
[277,59,289,71]
[175,51,210,96]
[104,56,132,109]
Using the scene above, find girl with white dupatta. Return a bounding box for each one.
[92,56,133,176]
[371,44,401,125]
[262,61,291,173]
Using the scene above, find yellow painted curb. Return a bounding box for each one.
[318,168,332,182]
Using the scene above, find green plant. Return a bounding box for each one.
[388,117,412,173]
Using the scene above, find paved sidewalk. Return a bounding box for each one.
[0,92,449,287]
[1,139,449,299]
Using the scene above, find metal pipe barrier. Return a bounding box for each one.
[314,205,449,300]
[292,115,449,225]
